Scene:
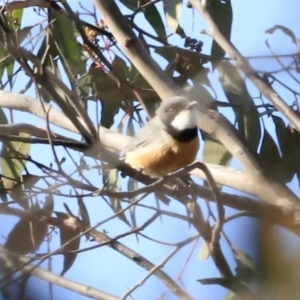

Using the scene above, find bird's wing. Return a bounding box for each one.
[124,117,167,152]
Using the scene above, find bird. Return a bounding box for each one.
[124,96,199,178]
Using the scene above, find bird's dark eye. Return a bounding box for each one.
[169,107,175,113]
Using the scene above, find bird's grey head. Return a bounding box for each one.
[156,96,198,131]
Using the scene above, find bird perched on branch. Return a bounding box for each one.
[124,96,199,178]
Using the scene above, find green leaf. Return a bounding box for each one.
[7,174,41,208]
[198,241,210,260]
[50,10,85,75]
[0,47,10,80]
[37,59,64,103]
[43,195,54,218]
[111,56,127,80]
[0,27,31,80]
[6,56,14,88]
[0,108,8,124]
[55,212,81,276]
[37,36,58,65]
[155,46,177,64]
[59,228,80,276]
[77,196,90,240]
[209,0,232,60]
[260,129,280,161]
[273,116,300,182]
[234,250,256,283]
[36,37,64,102]
[185,84,232,168]
[144,4,166,37]
[36,37,60,103]
[126,64,143,82]
[0,46,14,88]
[223,251,256,300]
[297,169,300,188]
[16,26,32,43]
[259,129,281,179]
[119,0,137,10]
[5,207,47,254]
[154,192,171,205]
[101,99,120,129]
[202,136,232,167]
[90,64,117,92]
[10,188,28,210]
[163,0,183,34]
[78,73,92,96]
[1,132,31,190]
[104,169,130,226]
[272,116,286,152]
[218,62,261,151]
[6,8,23,30]
[127,178,138,229]
[21,174,41,189]
[89,65,122,128]
[3,8,25,88]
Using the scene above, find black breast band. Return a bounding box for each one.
[166,127,198,142]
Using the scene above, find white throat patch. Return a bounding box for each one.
[170,109,198,130]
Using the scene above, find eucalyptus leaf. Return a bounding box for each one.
[163,0,183,34]
[259,129,281,179]
[51,10,85,75]
[144,4,166,38]
[104,168,130,226]
[218,62,261,151]
[209,0,232,60]
[55,212,81,276]
[1,133,31,190]
[5,206,47,255]
[77,196,90,240]
[266,25,297,44]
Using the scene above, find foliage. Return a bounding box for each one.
[0,1,300,300]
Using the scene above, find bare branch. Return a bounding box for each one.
[92,0,183,99]
[189,0,300,132]
[0,246,120,300]
[1,90,300,224]
[92,1,300,214]
[0,206,195,300]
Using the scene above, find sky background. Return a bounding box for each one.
[1,0,300,300]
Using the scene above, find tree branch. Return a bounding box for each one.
[1,90,300,224]
[0,206,195,300]
[0,245,120,300]
[189,0,300,132]
[92,0,183,99]
[91,0,300,214]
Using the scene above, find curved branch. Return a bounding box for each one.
[0,91,279,196]
[0,30,96,145]
[189,0,300,132]
[2,0,49,11]
[0,246,119,300]
[1,206,195,300]
[1,90,300,222]
[91,0,300,212]
[92,0,183,99]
